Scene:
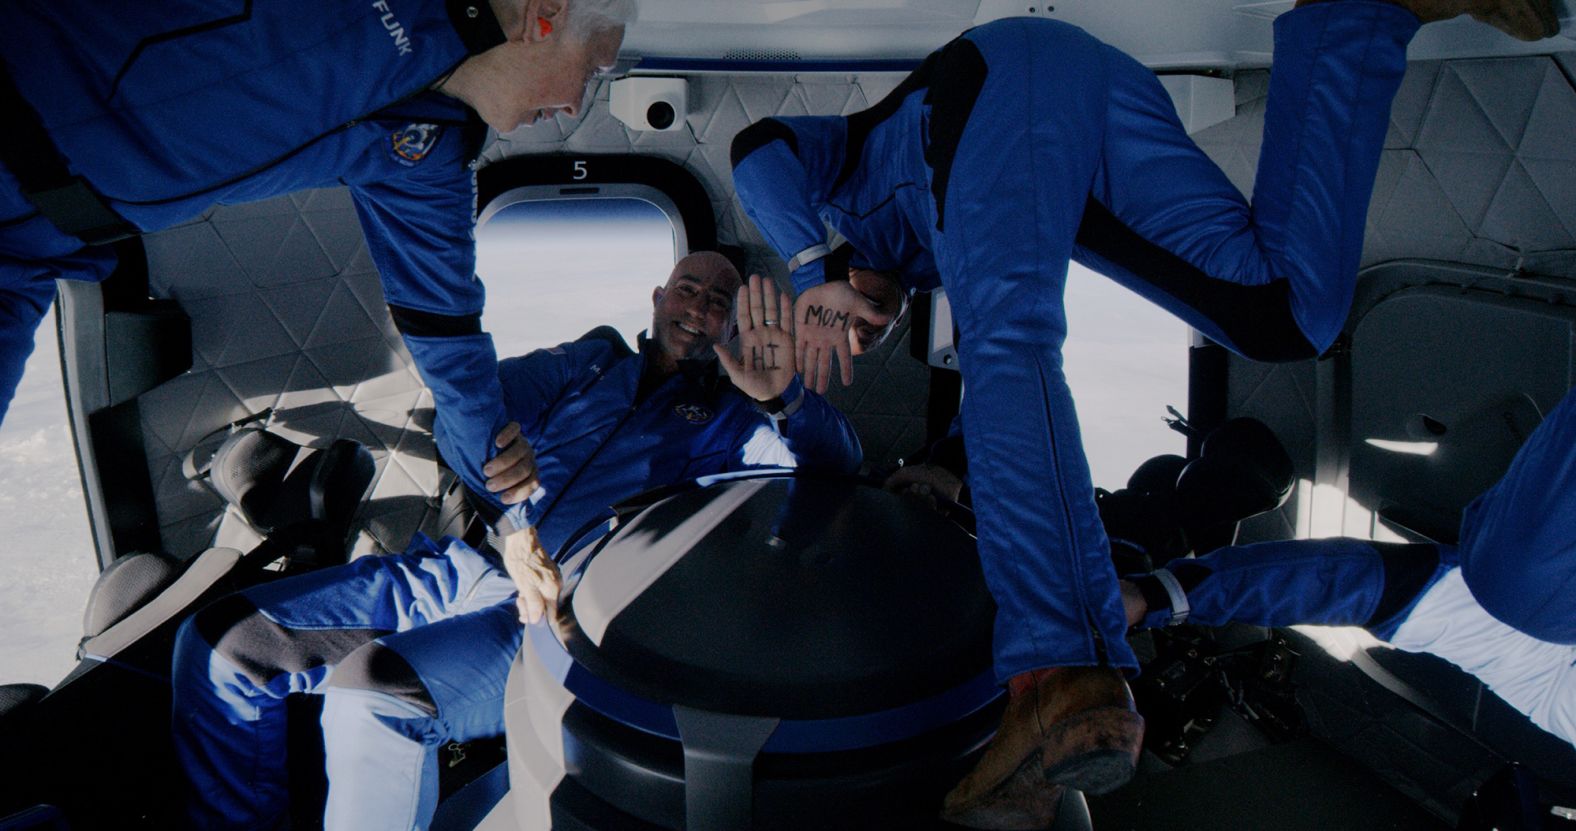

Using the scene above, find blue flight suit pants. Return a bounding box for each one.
[930,4,1417,675]
[171,535,520,830]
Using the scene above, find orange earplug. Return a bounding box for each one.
[537,17,553,37]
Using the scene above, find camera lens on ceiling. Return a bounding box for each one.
[646,101,676,130]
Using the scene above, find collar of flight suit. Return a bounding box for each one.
[445,0,508,55]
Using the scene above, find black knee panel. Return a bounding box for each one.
[195,593,386,687]
[1366,541,1444,630]
[1074,198,1323,364]
[328,641,437,716]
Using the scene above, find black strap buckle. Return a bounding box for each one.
[0,60,138,246]
[25,179,138,245]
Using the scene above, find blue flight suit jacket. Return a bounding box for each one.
[0,0,517,520]
[486,331,862,551]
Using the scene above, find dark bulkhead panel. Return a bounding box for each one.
[512,475,1020,830]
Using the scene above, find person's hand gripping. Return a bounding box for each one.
[483,421,539,505]
[502,524,561,625]
[485,421,558,624]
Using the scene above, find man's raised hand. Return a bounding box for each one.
[715,274,798,401]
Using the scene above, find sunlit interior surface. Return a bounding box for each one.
[1288,476,1410,663]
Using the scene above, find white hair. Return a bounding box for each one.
[565,0,637,38]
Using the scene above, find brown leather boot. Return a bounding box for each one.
[940,667,1142,830]
[1352,0,1560,40]
[1463,0,1560,40]
[1418,0,1559,39]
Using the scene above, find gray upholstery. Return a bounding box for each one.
[78,547,242,662]
[207,428,303,530]
[81,552,180,640]
[0,684,48,718]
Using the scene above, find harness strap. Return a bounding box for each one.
[0,60,138,246]
[1152,567,1192,626]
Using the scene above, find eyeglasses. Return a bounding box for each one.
[593,55,641,81]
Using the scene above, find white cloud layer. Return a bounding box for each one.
[0,305,97,686]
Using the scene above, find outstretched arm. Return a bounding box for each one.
[730,117,844,293]
[732,117,885,393]
[0,247,117,425]
[350,126,527,528]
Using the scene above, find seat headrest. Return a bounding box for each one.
[82,552,179,640]
[204,428,374,535]
[0,684,49,718]
[207,428,304,530]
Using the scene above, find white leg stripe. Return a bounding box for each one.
[1390,567,1576,747]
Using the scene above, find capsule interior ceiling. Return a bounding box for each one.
[46,0,1576,824]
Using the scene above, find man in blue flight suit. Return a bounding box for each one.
[0,0,634,534]
[170,252,862,830]
[1120,383,1576,750]
[728,0,1559,825]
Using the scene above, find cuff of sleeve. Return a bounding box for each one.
[787,244,831,274]
[500,503,529,537]
[755,376,803,408]
[1129,571,1189,628]
[777,376,805,413]
[755,376,805,424]
[789,258,828,294]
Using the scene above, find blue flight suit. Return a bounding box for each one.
[1133,384,1576,744]
[730,4,1419,677]
[0,0,530,523]
[1138,384,1576,644]
[171,332,862,830]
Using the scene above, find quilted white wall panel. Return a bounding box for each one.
[138,187,436,559]
[1202,55,1576,545]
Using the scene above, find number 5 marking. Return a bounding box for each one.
[573,160,588,180]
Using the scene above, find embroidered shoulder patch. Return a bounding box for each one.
[390,123,443,166]
[673,403,713,424]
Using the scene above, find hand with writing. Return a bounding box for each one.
[716,273,798,402]
[792,280,890,394]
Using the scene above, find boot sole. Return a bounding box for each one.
[1036,706,1144,795]
[943,704,1143,826]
